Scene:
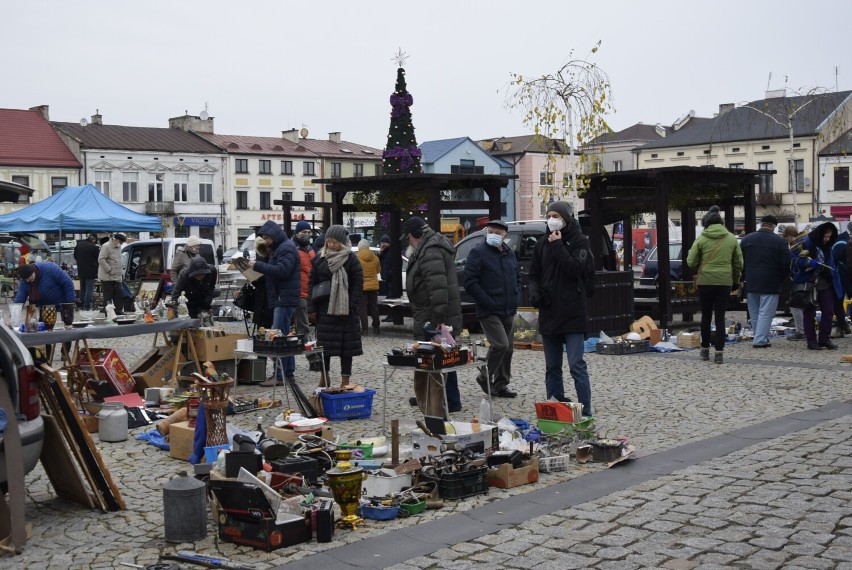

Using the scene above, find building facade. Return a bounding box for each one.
[818,128,852,220]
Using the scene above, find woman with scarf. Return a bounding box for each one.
[15,262,76,306]
[307,225,363,387]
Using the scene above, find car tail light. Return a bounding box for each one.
[18,364,40,420]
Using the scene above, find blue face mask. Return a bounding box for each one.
[485,233,503,248]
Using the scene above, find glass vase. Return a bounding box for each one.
[60,303,76,329]
[41,305,57,331]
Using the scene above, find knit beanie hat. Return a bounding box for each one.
[358,239,370,251]
[295,220,312,233]
[702,206,723,227]
[186,235,202,248]
[17,264,35,280]
[380,234,391,244]
[325,225,349,245]
[546,201,574,222]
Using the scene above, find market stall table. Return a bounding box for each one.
[234,346,327,415]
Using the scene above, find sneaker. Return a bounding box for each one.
[819,340,839,350]
[448,404,463,413]
[700,348,710,361]
[492,388,517,398]
[787,332,806,341]
[807,342,823,350]
[714,352,723,364]
[556,396,573,403]
[260,377,284,387]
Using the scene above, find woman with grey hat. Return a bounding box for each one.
[307,224,363,387]
[687,206,743,363]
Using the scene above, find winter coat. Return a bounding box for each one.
[308,252,363,358]
[297,245,315,299]
[379,245,393,283]
[253,220,300,308]
[15,262,76,305]
[404,228,462,337]
[73,239,100,280]
[687,224,743,286]
[251,239,273,328]
[172,259,218,318]
[831,239,852,297]
[170,246,197,283]
[791,222,842,297]
[463,242,521,319]
[528,218,594,336]
[739,228,789,294]
[97,240,123,282]
[357,248,381,292]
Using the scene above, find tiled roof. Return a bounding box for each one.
[294,138,383,160]
[419,137,468,163]
[0,109,81,168]
[53,121,223,154]
[640,91,852,150]
[479,135,568,156]
[588,123,669,145]
[197,133,316,157]
[820,127,852,156]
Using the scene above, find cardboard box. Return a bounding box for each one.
[411,421,494,458]
[168,421,196,461]
[487,456,539,489]
[192,333,247,362]
[534,402,575,423]
[81,414,98,434]
[130,347,178,392]
[267,425,334,445]
[78,348,136,396]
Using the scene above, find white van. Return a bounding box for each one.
[121,237,216,284]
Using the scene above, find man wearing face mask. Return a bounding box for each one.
[403,216,463,416]
[528,201,595,417]
[292,220,316,339]
[463,220,521,398]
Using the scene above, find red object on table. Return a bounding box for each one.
[78,348,136,395]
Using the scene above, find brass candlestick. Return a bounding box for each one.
[326,449,365,530]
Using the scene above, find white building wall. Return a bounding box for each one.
[0,167,80,215]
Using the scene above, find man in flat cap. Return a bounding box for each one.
[98,232,126,315]
[739,214,789,348]
[463,220,521,398]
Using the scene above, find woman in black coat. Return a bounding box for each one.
[307,225,363,387]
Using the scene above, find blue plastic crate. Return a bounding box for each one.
[319,389,376,421]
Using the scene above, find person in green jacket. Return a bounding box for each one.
[687,206,744,364]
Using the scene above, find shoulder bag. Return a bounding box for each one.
[311,280,331,302]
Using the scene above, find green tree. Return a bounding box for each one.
[382,65,422,175]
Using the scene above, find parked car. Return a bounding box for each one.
[454,217,616,307]
[0,323,45,487]
[639,242,684,285]
[0,233,51,261]
[120,237,216,285]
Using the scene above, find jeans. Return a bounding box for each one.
[541,332,592,416]
[79,278,95,310]
[746,292,779,346]
[477,314,514,391]
[791,306,804,333]
[803,287,835,344]
[293,297,311,339]
[273,305,296,379]
[698,285,730,351]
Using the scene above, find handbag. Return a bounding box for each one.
[311,280,331,302]
[233,282,255,310]
[789,282,816,309]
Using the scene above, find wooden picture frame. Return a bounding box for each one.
[135,278,163,307]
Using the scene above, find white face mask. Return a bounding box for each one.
[547,217,564,232]
[485,233,503,248]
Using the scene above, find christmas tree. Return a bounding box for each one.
[382,59,422,175]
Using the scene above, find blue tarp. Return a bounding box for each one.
[0,184,162,233]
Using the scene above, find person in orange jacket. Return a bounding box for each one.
[292,220,316,339]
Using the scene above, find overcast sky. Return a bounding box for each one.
[3,1,849,149]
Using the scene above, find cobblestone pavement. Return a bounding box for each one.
[4,309,852,568]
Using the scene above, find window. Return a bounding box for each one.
[281,160,293,175]
[199,174,213,203]
[651,153,659,158]
[793,159,804,192]
[374,164,381,176]
[451,160,484,174]
[94,171,110,196]
[283,191,293,202]
[354,163,363,177]
[762,145,770,150]
[304,191,315,210]
[259,159,272,175]
[758,162,773,194]
[331,162,342,178]
[703,149,711,155]
[259,191,271,210]
[148,173,164,202]
[173,173,189,202]
[835,166,850,191]
[613,160,622,171]
[235,159,248,174]
[677,151,684,157]
[122,172,139,202]
[12,175,29,186]
[539,171,554,186]
[303,162,315,176]
[732,147,740,153]
[236,191,248,210]
[51,177,67,195]
[729,163,744,169]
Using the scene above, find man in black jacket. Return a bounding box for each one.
[74,234,100,310]
[172,257,218,318]
[463,220,521,398]
[740,215,789,348]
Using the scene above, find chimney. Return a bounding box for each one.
[718,103,735,116]
[168,114,214,133]
[765,88,786,99]
[282,129,299,143]
[91,110,102,125]
[654,124,667,138]
[501,141,512,151]
[328,132,341,143]
[29,105,49,120]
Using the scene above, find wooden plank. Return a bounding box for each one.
[39,414,95,509]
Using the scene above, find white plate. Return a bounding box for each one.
[288,418,327,432]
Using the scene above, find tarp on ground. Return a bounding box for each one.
[0,184,162,233]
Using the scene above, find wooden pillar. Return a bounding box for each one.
[743,177,757,235]
[623,216,633,273]
[681,208,696,280]
[655,177,672,328]
[588,184,603,270]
